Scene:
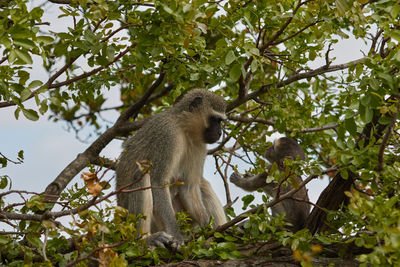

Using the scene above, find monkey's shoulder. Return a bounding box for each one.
[121,113,181,157]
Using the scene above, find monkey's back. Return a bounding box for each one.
[278,177,310,232]
[116,111,180,209]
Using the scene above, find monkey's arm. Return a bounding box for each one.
[149,148,186,242]
[230,172,268,192]
[200,178,227,227]
[151,184,184,242]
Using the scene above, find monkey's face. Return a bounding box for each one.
[264,144,278,163]
[264,137,305,164]
[264,138,290,163]
[203,115,224,144]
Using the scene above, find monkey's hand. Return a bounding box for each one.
[229,172,244,186]
[145,231,183,251]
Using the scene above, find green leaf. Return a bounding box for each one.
[106,46,115,61]
[18,150,24,160]
[13,38,36,50]
[249,48,259,56]
[39,100,48,114]
[14,49,33,64]
[22,108,39,121]
[242,194,255,210]
[229,63,242,82]
[214,232,224,238]
[340,169,349,179]
[162,5,174,14]
[14,107,21,119]
[225,50,236,65]
[0,158,6,168]
[378,116,392,125]
[360,95,370,106]
[28,80,43,89]
[50,97,61,107]
[1,37,12,49]
[391,4,400,18]
[20,88,32,102]
[8,49,17,63]
[359,105,373,124]
[0,235,9,245]
[37,36,55,45]
[391,31,400,43]
[26,234,43,248]
[0,176,9,189]
[335,0,351,15]
[345,118,357,136]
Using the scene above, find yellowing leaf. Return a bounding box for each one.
[81,171,103,196]
[311,244,323,253]
[97,247,119,267]
[88,182,103,196]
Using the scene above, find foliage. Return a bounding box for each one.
[1,0,400,266]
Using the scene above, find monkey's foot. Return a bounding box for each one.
[145,231,183,251]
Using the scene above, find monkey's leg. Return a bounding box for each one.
[131,173,153,234]
[179,184,209,226]
[116,169,153,235]
[200,178,227,227]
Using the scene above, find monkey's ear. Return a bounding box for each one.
[189,96,203,111]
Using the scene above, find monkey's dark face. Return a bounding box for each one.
[203,115,224,144]
[264,145,278,163]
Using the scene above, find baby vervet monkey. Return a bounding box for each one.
[230,137,310,232]
[116,89,227,248]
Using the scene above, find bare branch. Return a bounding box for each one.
[48,0,70,4]
[288,123,339,133]
[0,152,23,165]
[262,0,312,49]
[377,95,400,172]
[91,157,117,170]
[270,20,323,46]
[228,114,275,126]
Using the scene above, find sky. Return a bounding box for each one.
[0,2,370,231]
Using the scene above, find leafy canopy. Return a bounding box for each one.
[0,0,400,266]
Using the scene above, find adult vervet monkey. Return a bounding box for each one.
[230,137,310,232]
[116,89,227,246]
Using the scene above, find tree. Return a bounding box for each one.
[1,0,399,266]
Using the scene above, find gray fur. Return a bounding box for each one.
[230,137,310,232]
[116,89,227,245]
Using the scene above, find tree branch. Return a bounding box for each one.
[227,57,367,111]
[49,45,134,89]
[0,55,79,108]
[377,94,400,172]
[48,0,70,4]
